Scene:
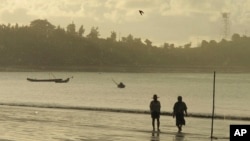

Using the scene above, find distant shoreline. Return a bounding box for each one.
[1,66,250,73]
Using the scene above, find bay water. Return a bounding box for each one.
[0,72,249,140]
[1,72,249,117]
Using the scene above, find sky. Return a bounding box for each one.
[0,0,250,47]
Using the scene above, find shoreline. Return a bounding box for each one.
[1,103,249,121]
[0,105,246,141]
[1,66,250,73]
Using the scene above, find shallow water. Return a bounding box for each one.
[0,72,249,140]
[1,105,247,141]
[0,72,249,118]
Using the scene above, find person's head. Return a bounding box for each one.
[153,94,159,100]
[178,96,182,102]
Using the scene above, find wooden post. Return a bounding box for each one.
[211,71,216,138]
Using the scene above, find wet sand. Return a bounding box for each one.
[0,105,247,141]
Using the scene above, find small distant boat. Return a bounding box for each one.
[112,79,125,88]
[117,82,125,88]
[27,77,71,83]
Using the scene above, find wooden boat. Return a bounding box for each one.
[112,79,125,88]
[55,78,70,83]
[117,82,125,88]
[27,77,70,83]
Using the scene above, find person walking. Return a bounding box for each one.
[150,94,161,131]
[173,96,188,132]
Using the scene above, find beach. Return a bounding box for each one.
[0,105,248,141]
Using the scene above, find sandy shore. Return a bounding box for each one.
[0,105,248,141]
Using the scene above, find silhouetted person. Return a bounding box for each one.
[173,96,187,132]
[150,94,161,131]
[118,82,125,88]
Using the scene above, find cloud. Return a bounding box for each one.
[1,0,250,46]
[0,8,35,24]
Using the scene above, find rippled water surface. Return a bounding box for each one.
[1,72,249,117]
[1,72,250,140]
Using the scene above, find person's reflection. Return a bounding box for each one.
[150,131,160,141]
[173,132,185,141]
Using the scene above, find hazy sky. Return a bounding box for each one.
[0,0,250,46]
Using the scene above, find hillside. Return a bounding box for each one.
[0,19,250,72]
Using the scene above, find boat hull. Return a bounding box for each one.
[27,78,69,83]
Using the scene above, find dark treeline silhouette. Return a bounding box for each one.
[0,19,250,72]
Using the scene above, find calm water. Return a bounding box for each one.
[0,72,249,118]
[0,72,250,141]
[3,105,247,141]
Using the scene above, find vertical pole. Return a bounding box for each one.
[211,71,216,138]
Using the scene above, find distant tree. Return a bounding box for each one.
[184,42,192,49]
[231,33,241,42]
[55,25,65,33]
[67,22,76,35]
[2,18,250,70]
[107,31,117,42]
[53,26,66,40]
[122,34,133,43]
[201,40,209,47]
[14,23,19,29]
[219,39,228,44]
[163,43,170,49]
[134,38,143,45]
[30,19,55,37]
[169,44,175,49]
[209,40,217,47]
[111,31,117,41]
[78,25,85,37]
[86,26,100,39]
[145,39,152,46]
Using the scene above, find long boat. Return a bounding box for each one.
[55,78,70,83]
[27,78,70,83]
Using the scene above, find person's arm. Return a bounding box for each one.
[159,101,161,112]
[184,103,188,116]
[150,102,152,112]
[173,104,176,118]
[173,111,176,118]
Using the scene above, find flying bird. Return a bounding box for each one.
[139,10,144,15]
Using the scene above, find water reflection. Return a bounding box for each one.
[150,131,160,141]
[173,132,185,141]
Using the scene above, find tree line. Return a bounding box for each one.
[0,19,250,72]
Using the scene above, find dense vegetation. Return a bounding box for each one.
[0,19,250,72]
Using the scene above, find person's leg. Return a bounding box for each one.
[176,113,184,132]
[176,115,180,132]
[157,118,160,131]
[177,124,182,132]
[152,118,155,130]
[179,115,184,132]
